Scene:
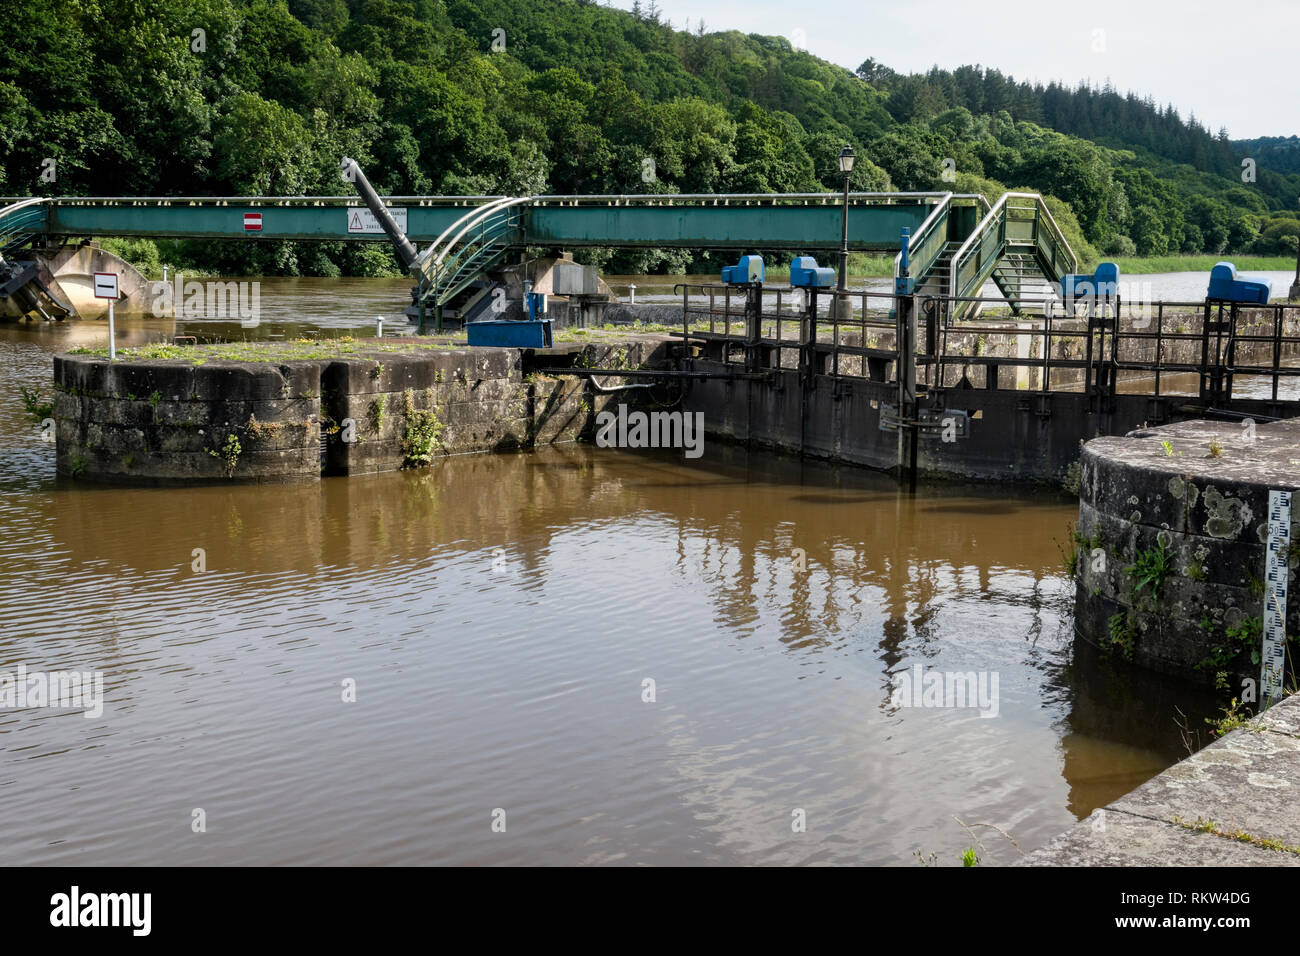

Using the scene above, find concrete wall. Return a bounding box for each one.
[1073,419,1300,685]
[1023,692,1300,866]
[54,340,673,484]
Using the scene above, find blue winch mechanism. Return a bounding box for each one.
[1059,262,1120,306]
[1207,261,1272,304]
[720,255,764,285]
[466,280,553,348]
[789,256,835,289]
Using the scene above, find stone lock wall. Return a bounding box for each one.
[54,340,674,484]
[1073,419,1300,686]
[54,356,323,483]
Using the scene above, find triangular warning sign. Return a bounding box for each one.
[350,213,362,229]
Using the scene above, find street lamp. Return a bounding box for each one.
[837,146,854,292]
[1291,196,1300,301]
[837,145,854,318]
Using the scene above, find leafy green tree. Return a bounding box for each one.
[1130,204,1170,256]
[212,92,314,193]
[868,131,941,191]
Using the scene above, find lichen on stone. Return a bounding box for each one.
[1169,474,1200,507]
[1203,486,1253,539]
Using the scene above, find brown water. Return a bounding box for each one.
[0,278,1219,866]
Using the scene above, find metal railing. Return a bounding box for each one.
[948,192,1077,316]
[0,197,49,255]
[1,191,970,209]
[673,281,907,380]
[413,195,534,307]
[674,287,1300,409]
[894,192,953,289]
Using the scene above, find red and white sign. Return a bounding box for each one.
[93,272,119,300]
[243,213,262,232]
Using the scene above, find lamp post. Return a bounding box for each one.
[1291,197,1300,301]
[837,145,854,319]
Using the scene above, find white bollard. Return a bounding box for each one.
[376,316,383,338]
[628,283,637,305]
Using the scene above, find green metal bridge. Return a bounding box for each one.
[0,191,1076,323]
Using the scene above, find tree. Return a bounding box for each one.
[213,92,315,194]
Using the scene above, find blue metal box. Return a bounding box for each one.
[721,255,764,285]
[789,256,835,289]
[1060,262,1120,300]
[1207,261,1272,304]
[466,319,553,348]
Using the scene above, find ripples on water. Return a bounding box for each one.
[0,292,1219,866]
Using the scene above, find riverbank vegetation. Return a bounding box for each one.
[2,0,1296,277]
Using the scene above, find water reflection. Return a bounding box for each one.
[0,292,1220,866]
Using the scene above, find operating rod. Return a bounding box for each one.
[340,157,418,270]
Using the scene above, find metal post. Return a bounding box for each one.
[744,282,762,372]
[108,299,116,361]
[837,170,850,322]
[800,289,817,383]
[1291,209,1300,300]
[896,292,917,488]
[799,289,817,457]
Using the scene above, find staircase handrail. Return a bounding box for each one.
[948,192,1076,303]
[414,195,535,282]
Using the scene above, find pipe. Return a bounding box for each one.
[340,157,418,270]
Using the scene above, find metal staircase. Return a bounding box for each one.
[990,252,1059,311]
[915,241,965,297]
[0,198,49,255]
[412,196,532,328]
[893,193,991,305]
[947,192,1076,319]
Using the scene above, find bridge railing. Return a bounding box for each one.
[3,191,965,208]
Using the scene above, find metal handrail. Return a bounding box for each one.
[429,222,516,307]
[414,195,533,280]
[893,192,953,283]
[948,192,1077,308]
[5,191,975,206]
[0,198,49,255]
[416,195,511,273]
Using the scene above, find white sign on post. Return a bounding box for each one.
[93,273,119,300]
[94,272,119,360]
[1262,489,1292,707]
[346,207,407,234]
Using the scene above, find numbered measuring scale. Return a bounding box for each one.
[1262,490,1292,707]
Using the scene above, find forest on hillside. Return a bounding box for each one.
[1,0,1297,275]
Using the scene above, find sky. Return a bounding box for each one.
[611,0,1299,139]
